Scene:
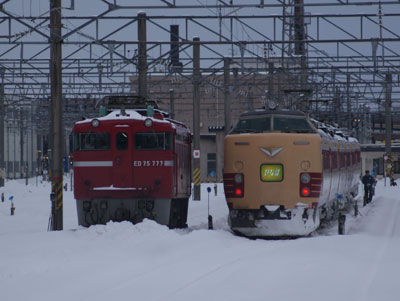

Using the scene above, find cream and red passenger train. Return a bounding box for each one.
[223,108,361,237]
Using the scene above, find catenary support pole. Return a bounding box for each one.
[192,37,201,201]
[169,88,175,119]
[384,73,392,183]
[347,73,351,130]
[0,75,4,187]
[138,12,147,100]
[385,73,392,155]
[50,0,63,231]
[19,109,24,179]
[224,57,231,136]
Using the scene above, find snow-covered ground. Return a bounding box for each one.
[1,176,400,301]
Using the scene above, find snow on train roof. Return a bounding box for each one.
[75,109,170,125]
[311,118,358,143]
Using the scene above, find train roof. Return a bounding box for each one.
[239,109,306,118]
[75,109,170,126]
[74,109,190,134]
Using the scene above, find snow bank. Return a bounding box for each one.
[1,178,400,301]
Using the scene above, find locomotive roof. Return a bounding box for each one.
[239,109,306,118]
[74,109,190,135]
[75,109,170,125]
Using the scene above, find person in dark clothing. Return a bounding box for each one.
[362,170,375,206]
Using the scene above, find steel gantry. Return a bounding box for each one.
[1,0,400,215]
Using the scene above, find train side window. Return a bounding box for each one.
[323,150,330,170]
[116,132,129,150]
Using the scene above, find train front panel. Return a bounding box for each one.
[223,110,323,237]
[224,133,323,210]
[73,110,190,228]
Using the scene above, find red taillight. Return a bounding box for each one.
[224,173,245,198]
[299,172,322,198]
[301,187,310,196]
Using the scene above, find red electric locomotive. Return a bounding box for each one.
[72,99,192,228]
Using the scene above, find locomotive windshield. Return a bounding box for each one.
[273,117,315,133]
[73,132,110,151]
[135,132,172,150]
[231,115,315,134]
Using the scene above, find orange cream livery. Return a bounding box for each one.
[224,109,360,237]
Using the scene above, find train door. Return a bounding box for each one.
[112,126,133,187]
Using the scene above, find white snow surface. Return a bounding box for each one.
[1,178,400,301]
[76,109,170,125]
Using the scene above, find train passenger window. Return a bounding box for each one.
[134,132,172,150]
[323,150,330,170]
[273,117,315,133]
[116,132,129,150]
[231,117,271,133]
[73,133,110,151]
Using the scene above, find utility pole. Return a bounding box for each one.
[50,0,63,231]
[192,37,201,201]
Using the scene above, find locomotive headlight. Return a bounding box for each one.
[300,173,311,184]
[144,118,153,127]
[267,99,277,110]
[234,173,243,184]
[91,119,100,127]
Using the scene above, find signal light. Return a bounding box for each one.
[302,187,310,196]
[224,173,244,198]
[235,188,243,196]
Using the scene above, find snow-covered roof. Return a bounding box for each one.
[76,109,169,125]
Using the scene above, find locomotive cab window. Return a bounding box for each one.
[135,132,172,150]
[231,115,316,134]
[231,117,271,133]
[273,117,315,133]
[116,132,129,150]
[73,132,110,151]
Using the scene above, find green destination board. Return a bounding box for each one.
[261,164,283,182]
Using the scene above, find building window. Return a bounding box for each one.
[207,153,216,177]
[373,158,384,176]
[394,161,400,174]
